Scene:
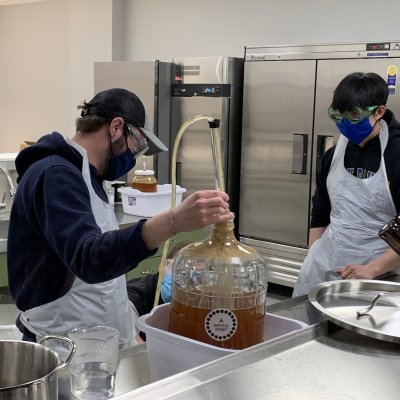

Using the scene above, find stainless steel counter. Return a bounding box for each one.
[114,204,143,228]
[77,296,400,400]
[56,296,318,399]
[114,321,400,400]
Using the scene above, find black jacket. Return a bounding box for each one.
[311,110,400,228]
[8,132,156,312]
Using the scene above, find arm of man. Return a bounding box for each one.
[31,163,156,283]
[308,147,334,248]
[141,190,233,250]
[308,227,326,247]
[337,248,400,279]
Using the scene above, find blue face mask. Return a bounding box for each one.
[335,117,375,145]
[107,147,136,181]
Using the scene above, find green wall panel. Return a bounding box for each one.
[0,253,8,288]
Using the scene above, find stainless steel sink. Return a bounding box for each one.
[0,217,9,253]
[0,219,8,237]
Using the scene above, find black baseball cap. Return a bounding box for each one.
[80,88,168,156]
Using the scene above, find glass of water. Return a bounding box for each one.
[68,326,119,399]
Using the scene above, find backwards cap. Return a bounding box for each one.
[81,88,168,156]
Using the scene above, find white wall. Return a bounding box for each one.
[124,0,400,60]
[1,0,400,152]
[0,0,115,152]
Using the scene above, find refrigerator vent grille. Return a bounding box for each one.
[182,65,200,75]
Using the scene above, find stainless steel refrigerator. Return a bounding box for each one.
[94,61,172,184]
[239,41,400,287]
[170,56,244,222]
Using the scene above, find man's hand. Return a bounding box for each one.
[172,190,234,233]
[336,248,400,280]
[141,190,234,250]
[336,263,375,280]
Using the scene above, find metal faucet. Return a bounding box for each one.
[0,166,16,209]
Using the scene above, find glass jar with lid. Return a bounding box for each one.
[131,169,157,192]
[131,156,158,192]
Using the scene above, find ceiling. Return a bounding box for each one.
[0,0,50,5]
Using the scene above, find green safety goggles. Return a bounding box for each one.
[328,105,378,124]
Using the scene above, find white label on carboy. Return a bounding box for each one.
[204,308,237,341]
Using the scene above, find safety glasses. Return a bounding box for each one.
[127,125,149,158]
[328,105,378,124]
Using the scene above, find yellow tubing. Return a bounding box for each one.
[153,115,223,308]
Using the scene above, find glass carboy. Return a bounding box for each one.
[169,220,268,350]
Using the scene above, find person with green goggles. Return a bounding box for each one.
[293,72,400,297]
[327,104,380,145]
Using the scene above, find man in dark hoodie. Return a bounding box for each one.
[293,72,400,296]
[7,88,233,345]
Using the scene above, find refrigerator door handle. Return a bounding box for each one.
[316,134,334,165]
[291,133,308,175]
[216,56,225,83]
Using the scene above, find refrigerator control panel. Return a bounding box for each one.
[172,84,231,97]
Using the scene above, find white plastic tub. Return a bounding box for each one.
[137,303,308,381]
[118,184,186,218]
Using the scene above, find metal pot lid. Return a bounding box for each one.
[308,280,400,343]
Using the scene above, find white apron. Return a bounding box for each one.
[20,137,137,346]
[293,120,397,297]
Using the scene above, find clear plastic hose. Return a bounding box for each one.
[153,115,222,307]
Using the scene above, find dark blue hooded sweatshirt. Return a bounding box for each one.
[7,132,156,312]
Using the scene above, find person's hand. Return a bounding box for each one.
[141,190,234,251]
[172,190,234,232]
[336,263,375,280]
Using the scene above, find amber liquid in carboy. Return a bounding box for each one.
[170,286,265,350]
